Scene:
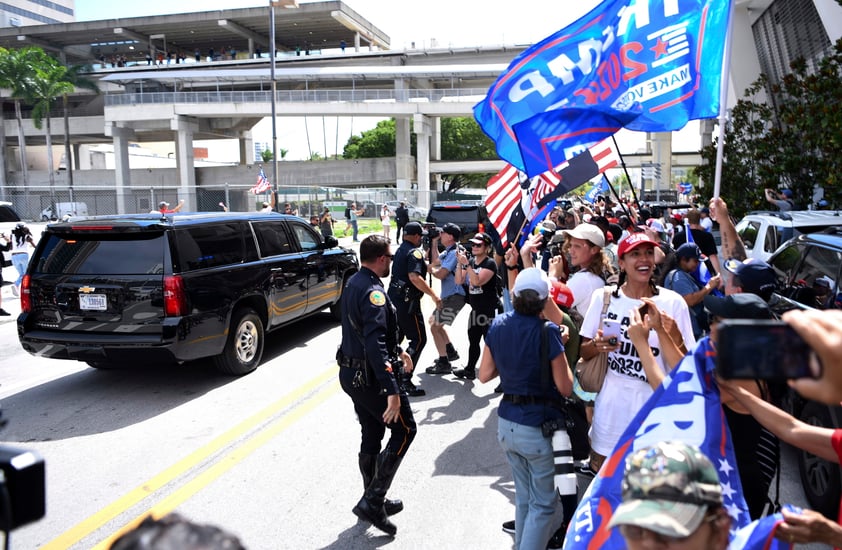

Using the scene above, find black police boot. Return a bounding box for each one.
[358,453,404,516]
[352,451,403,536]
[399,372,426,397]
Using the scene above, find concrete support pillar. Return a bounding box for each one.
[430,117,442,198]
[171,116,199,211]
[413,114,431,210]
[729,6,765,106]
[394,79,414,197]
[239,130,254,165]
[354,32,360,52]
[72,143,81,171]
[105,124,136,214]
[650,132,672,201]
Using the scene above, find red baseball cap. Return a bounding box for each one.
[617,233,660,257]
[549,280,575,309]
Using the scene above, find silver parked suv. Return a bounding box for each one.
[735,210,842,262]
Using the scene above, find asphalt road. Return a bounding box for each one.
[0,241,830,549]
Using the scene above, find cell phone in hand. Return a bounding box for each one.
[716,319,821,380]
[638,303,649,318]
[602,319,622,345]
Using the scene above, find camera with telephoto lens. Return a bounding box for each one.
[0,407,47,539]
[422,223,441,240]
[541,418,563,438]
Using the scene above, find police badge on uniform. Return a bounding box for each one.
[370,290,386,306]
[412,249,423,260]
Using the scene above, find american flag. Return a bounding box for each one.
[485,138,620,249]
[250,167,271,194]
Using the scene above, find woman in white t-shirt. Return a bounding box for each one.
[380,204,391,239]
[578,232,695,474]
[9,223,35,297]
[559,223,614,321]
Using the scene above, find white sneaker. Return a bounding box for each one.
[11,285,18,297]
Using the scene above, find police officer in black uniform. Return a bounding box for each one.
[388,222,442,396]
[338,235,417,537]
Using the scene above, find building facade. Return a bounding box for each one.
[0,0,74,27]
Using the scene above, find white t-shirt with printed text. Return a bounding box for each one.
[580,285,696,456]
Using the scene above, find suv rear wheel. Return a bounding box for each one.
[213,308,264,375]
[797,401,841,518]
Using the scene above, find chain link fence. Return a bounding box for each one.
[0,185,437,222]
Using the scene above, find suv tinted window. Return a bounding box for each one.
[252,221,293,256]
[34,233,166,275]
[175,223,247,271]
[737,220,760,249]
[790,246,841,309]
[290,222,319,251]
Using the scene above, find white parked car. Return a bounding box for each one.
[384,201,428,221]
[734,210,842,262]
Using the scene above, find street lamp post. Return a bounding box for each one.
[269,2,278,211]
[269,1,298,212]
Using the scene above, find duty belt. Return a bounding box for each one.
[338,355,367,369]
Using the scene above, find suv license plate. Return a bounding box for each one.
[79,294,107,311]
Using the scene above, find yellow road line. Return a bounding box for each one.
[42,368,339,550]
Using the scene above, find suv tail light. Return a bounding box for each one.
[20,274,31,313]
[163,275,187,317]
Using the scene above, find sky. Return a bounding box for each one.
[73,0,701,163]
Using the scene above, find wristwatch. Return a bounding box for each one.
[506,264,518,271]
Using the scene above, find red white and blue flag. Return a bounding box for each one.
[563,338,755,549]
[485,138,619,248]
[250,167,271,194]
[474,0,733,177]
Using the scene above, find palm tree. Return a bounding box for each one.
[58,64,99,187]
[0,47,52,189]
[27,59,74,194]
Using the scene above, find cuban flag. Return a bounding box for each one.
[474,0,733,177]
[678,181,694,195]
[250,167,271,194]
[563,338,754,549]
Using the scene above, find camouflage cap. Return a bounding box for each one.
[608,441,722,538]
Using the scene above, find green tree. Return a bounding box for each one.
[59,63,99,187]
[261,148,274,162]
[696,38,842,216]
[0,47,53,188]
[27,59,74,192]
[342,117,497,192]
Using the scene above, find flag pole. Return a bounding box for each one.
[604,173,632,219]
[712,1,736,199]
[611,135,640,207]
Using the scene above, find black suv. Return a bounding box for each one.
[17,212,358,375]
[425,200,490,245]
[767,227,842,518]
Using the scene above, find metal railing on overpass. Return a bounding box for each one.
[104,88,490,106]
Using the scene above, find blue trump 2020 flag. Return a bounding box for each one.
[474,0,733,177]
[563,338,754,549]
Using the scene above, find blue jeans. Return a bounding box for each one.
[350,219,359,241]
[497,416,556,549]
[11,253,28,286]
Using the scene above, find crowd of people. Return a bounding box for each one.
[336,192,842,549]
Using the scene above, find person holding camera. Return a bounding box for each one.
[478,268,574,550]
[765,188,795,211]
[388,222,440,396]
[452,232,499,380]
[337,235,417,536]
[425,223,466,375]
[0,232,12,316]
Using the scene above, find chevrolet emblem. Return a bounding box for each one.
[78,286,96,293]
